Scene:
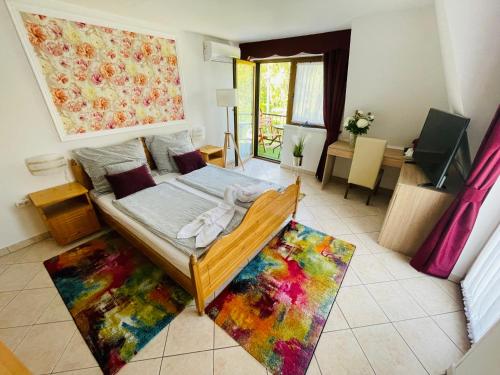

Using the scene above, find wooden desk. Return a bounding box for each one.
[321,140,404,189]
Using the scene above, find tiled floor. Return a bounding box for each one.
[0,159,469,375]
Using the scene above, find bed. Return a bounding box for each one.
[70,141,301,315]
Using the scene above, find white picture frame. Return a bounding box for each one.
[6,0,187,142]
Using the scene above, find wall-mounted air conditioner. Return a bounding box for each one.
[203,40,241,63]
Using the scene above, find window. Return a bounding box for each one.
[290,62,324,126]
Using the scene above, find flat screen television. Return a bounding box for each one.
[413,108,471,189]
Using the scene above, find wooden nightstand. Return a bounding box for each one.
[199,145,225,167]
[29,182,101,245]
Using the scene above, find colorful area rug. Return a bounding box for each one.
[206,221,355,375]
[44,231,192,375]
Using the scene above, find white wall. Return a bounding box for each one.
[281,125,326,173]
[0,0,232,249]
[434,0,500,279]
[332,5,449,189]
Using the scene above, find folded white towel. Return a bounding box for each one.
[233,182,272,203]
[177,185,238,248]
[177,183,271,247]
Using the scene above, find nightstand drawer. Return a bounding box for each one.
[47,205,100,245]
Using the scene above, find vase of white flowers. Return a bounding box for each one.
[343,110,375,147]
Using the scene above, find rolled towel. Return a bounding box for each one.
[233,182,272,203]
[177,185,237,248]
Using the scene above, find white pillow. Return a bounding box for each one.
[145,130,194,173]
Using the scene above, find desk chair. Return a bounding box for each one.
[344,137,387,205]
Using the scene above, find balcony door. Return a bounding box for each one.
[233,59,256,164]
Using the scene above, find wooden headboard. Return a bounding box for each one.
[70,137,156,190]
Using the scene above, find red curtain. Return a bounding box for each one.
[410,105,500,278]
[315,49,349,180]
[239,30,350,60]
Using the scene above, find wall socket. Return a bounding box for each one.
[15,197,31,208]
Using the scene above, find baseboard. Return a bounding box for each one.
[0,232,50,256]
[448,273,463,283]
[279,164,316,175]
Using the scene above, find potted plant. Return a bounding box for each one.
[343,110,375,147]
[292,134,307,167]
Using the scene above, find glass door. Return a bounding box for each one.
[234,59,256,163]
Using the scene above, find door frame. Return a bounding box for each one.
[233,58,256,166]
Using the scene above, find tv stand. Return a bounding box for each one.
[378,163,455,257]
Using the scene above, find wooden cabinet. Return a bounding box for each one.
[199,145,225,167]
[29,182,101,245]
[378,163,455,256]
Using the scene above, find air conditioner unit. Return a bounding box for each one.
[203,41,241,63]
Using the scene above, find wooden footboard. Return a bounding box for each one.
[190,176,301,315]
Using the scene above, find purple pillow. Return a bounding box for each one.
[173,150,207,174]
[105,164,156,199]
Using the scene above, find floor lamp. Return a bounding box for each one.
[216,88,244,169]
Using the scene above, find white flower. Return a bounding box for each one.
[357,110,364,116]
[368,114,375,121]
[356,118,369,128]
[343,116,354,128]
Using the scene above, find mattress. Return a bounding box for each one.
[91,172,247,277]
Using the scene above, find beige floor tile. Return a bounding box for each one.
[15,238,65,263]
[164,306,213,355]
[0,263,43,291]
[431,278,463,304]
[119,358,162,375]
[341,267,363,287]
[214,323,239,349]
[353,323,427,375]
[25,267,54,289]
[0,326,29,351]
[161,350,213,375]
[320,217,353,237]
[37,293,72,323]
[0,248,30,265]
[342,216,384,234]
[432,312,470,353]
[336,286,388,328]
[395,317,463,374]
[315,330,374,374]
[350,254,394,284]
[366,281,426,321]
[400,278,462,315]
[214,346,267,375]
[132,325,168,361]
[331,202,378,219]
[0,291,18,310]
[305,356,322,375]
[355,232,392,254]
[15,321,75,374]
[54,330,98,372]
[323,303,349,331]
[375,252,423,279]
[0,287,56,327]
[54,368,102,375]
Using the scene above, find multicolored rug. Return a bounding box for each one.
[206,221,355,375]
[44,231,192,375]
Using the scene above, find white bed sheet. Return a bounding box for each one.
[91,173,247,277]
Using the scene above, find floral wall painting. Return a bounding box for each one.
[7,2,185,141]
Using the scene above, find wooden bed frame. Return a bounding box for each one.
[69,139,301,315]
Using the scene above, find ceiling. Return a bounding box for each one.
[61,0,433,43]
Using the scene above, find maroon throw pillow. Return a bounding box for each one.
[173,150,207,174]
[105,164,156,199]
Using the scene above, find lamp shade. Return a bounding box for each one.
[216,89,237,107]
[25,153,66,176]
